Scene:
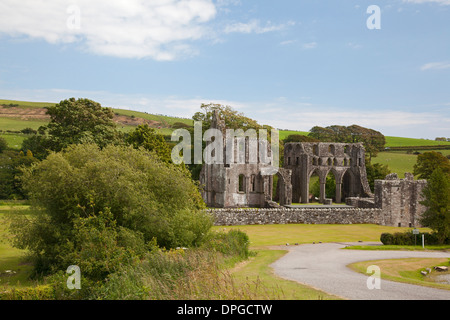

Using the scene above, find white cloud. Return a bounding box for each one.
[0,0,217,60]
[347,42,362,49]
[302,42,317,49]
[280,40,297,46]
[224,19,295,34]
[421,61,450,70]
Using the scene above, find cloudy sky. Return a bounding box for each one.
[0,0,449,139]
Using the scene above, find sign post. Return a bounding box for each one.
[413,229,420,247]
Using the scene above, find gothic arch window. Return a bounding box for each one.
[250,174,257,192]
[313,144,319,156]
[328,145,335,155]
[238,174,245,193]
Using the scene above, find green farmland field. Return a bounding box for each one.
[0,99,55,109]
[385,136,450,147]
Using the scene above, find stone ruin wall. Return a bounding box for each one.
[211,173,427,228]
[210,207,384,226]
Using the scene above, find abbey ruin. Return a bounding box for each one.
[201,112,427,228]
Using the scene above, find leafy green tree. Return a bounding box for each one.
[365,161,391,192]
[419,168,450,244]
[413,151,450,180]
[0,136,8,153]
[10,144,212,276]
[193,103,264,131]
[284,134,319,143]
[21,98,123,159]
[308,126,335,142]
[21,135,53,160]
[308,124,386,159]
[0,150,38,199]
[126,124,172,163]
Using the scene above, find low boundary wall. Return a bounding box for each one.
[209,208,385,226]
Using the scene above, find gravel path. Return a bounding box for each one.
[270,242,450,300]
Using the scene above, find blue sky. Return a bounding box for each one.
[0,0,449,139]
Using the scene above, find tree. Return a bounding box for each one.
[192,103,264,131]
[126,124,172,163]
[21,98,123,158]
[0,150,38,199]
[419,168,450,244]
[10,144,212,276]
[284,134,319,143]
[307,124,386,159]
[0,136,8,153]
[365,161,391,192]
[413,151,450,180]
[308,126,335,142]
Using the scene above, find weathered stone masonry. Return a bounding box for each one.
[210,208,384,226]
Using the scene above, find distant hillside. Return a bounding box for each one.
[0,99,193,135]
[1,98,449,155]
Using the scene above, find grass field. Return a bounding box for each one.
[385,136,450,147]
[0,99,55,109]
[348,258,450,291]
[372,151,419,178]
[0,118,47,131]
[214,224,428,248]
[0,206,35,288]
[278,130,309,140]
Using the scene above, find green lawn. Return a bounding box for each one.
[0,207,35,288]
[214,224,425,248]
[348,258,450,291]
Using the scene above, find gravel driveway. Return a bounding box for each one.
[270,242,450,300]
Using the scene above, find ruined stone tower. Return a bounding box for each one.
[199,111,288,208]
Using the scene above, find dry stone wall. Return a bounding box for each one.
[209,207,385,226]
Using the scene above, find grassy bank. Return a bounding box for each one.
[348,258,450,290]
[231,249,341,300]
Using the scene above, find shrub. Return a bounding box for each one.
[380,231,449,245]
[203,229,250,260]
[380,233,394,245]
[10,143,212,278]
[0,285,55,300]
